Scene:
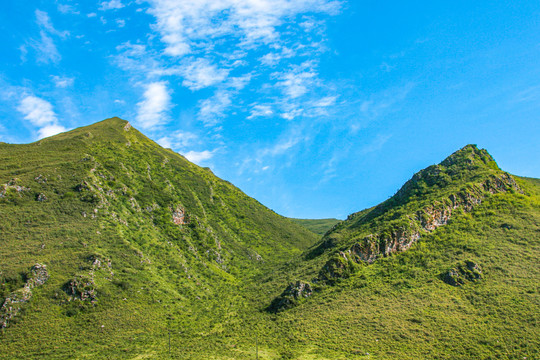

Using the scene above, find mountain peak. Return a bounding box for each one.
[439,144,498,170]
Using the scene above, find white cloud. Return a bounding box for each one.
[30,10,69,64]
[99,0,124,11]
[313,95,337,107]
[183,150,215,165]
[261,133,304,157]
[157,131,198,149]
[35,10,69,38]
[281,107,304,120]
[260,53,282,67]
[248,105,273,119]
[33,31,61,64]
[136,82,171,129]
[275,61,318,99]
[181,59,229,91]
[198,90,232,126]
[227,74,252,90]
[17,95,67,139]
[57,4,80,15]
[117,19,126,27]
[87,12,97,18]
[51,75,74,88]
[17,96,57,126]
[147,0,341,57]
[38,124,68,139]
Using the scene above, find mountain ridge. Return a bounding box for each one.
[1,119,538,359]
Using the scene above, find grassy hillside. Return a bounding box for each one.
[0,123,538,359]
[289,218,341,236]
[0,118,318,359]
[262,145,539,359]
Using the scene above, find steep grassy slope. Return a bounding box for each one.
[289,218,341,236]
[261,146,539,359]
[0,118,318,359]
[1,123,538,360]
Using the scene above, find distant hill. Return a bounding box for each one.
[266,145,539,359]
[288,218,340,236]
[1,120,538,359]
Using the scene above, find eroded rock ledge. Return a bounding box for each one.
[319,174,521,281]
[267,281,313,313]
[0,264,49,329]
[269,173,521,312]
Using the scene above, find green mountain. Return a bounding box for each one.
[0,118,317,359]
[288,218,341,236]
[0,120,538,359]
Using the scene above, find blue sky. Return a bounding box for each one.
[1,1,539,219]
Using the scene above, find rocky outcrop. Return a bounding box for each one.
[320,173,521,280]
[0,179,30,198]
[63,275,98,304]
[62,255,113,305]
[0,264,49,329]
[443,261,482,286]
[172,205,187,225]
[267,281,313,313]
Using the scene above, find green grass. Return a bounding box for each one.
[0,121,538,359]
[288,218,341,236]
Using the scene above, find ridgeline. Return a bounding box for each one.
[1,118,538,359]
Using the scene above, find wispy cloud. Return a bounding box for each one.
[35,10,69,38]
[157,130,198,149]
[247,104,273,119]
[136,82,171,129]
[275,61,318,99]
[137,0,342,127]
[29,10,69,64]
[17,95,67,139]
[51,75,74,88]
[57,3,80,15]
[198,90,232,126]
[147,0,341,57]
[183,149,216,165]
[99,0,124,11]
[181,58,229,91]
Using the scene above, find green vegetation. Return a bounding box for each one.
[0,120,538,359]
[288,218,340,236]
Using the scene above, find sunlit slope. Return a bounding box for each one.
[0,117,318,359]
[289,218,340,236]
[260,146,539,359]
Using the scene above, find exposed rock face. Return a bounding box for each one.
[64,276,98,304]
[62,255,113,305]
[36,193,47,202]
[267,281,313,313]
[0,179,30,198]
[0,264,49,329]
[123,122,132,131]
[320,173,521,280]
[443,261,482,286]
[34,174,47,184]
[172,205,187,225]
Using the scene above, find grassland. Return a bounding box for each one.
[0,119,538,359]
[288,218,340,236]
